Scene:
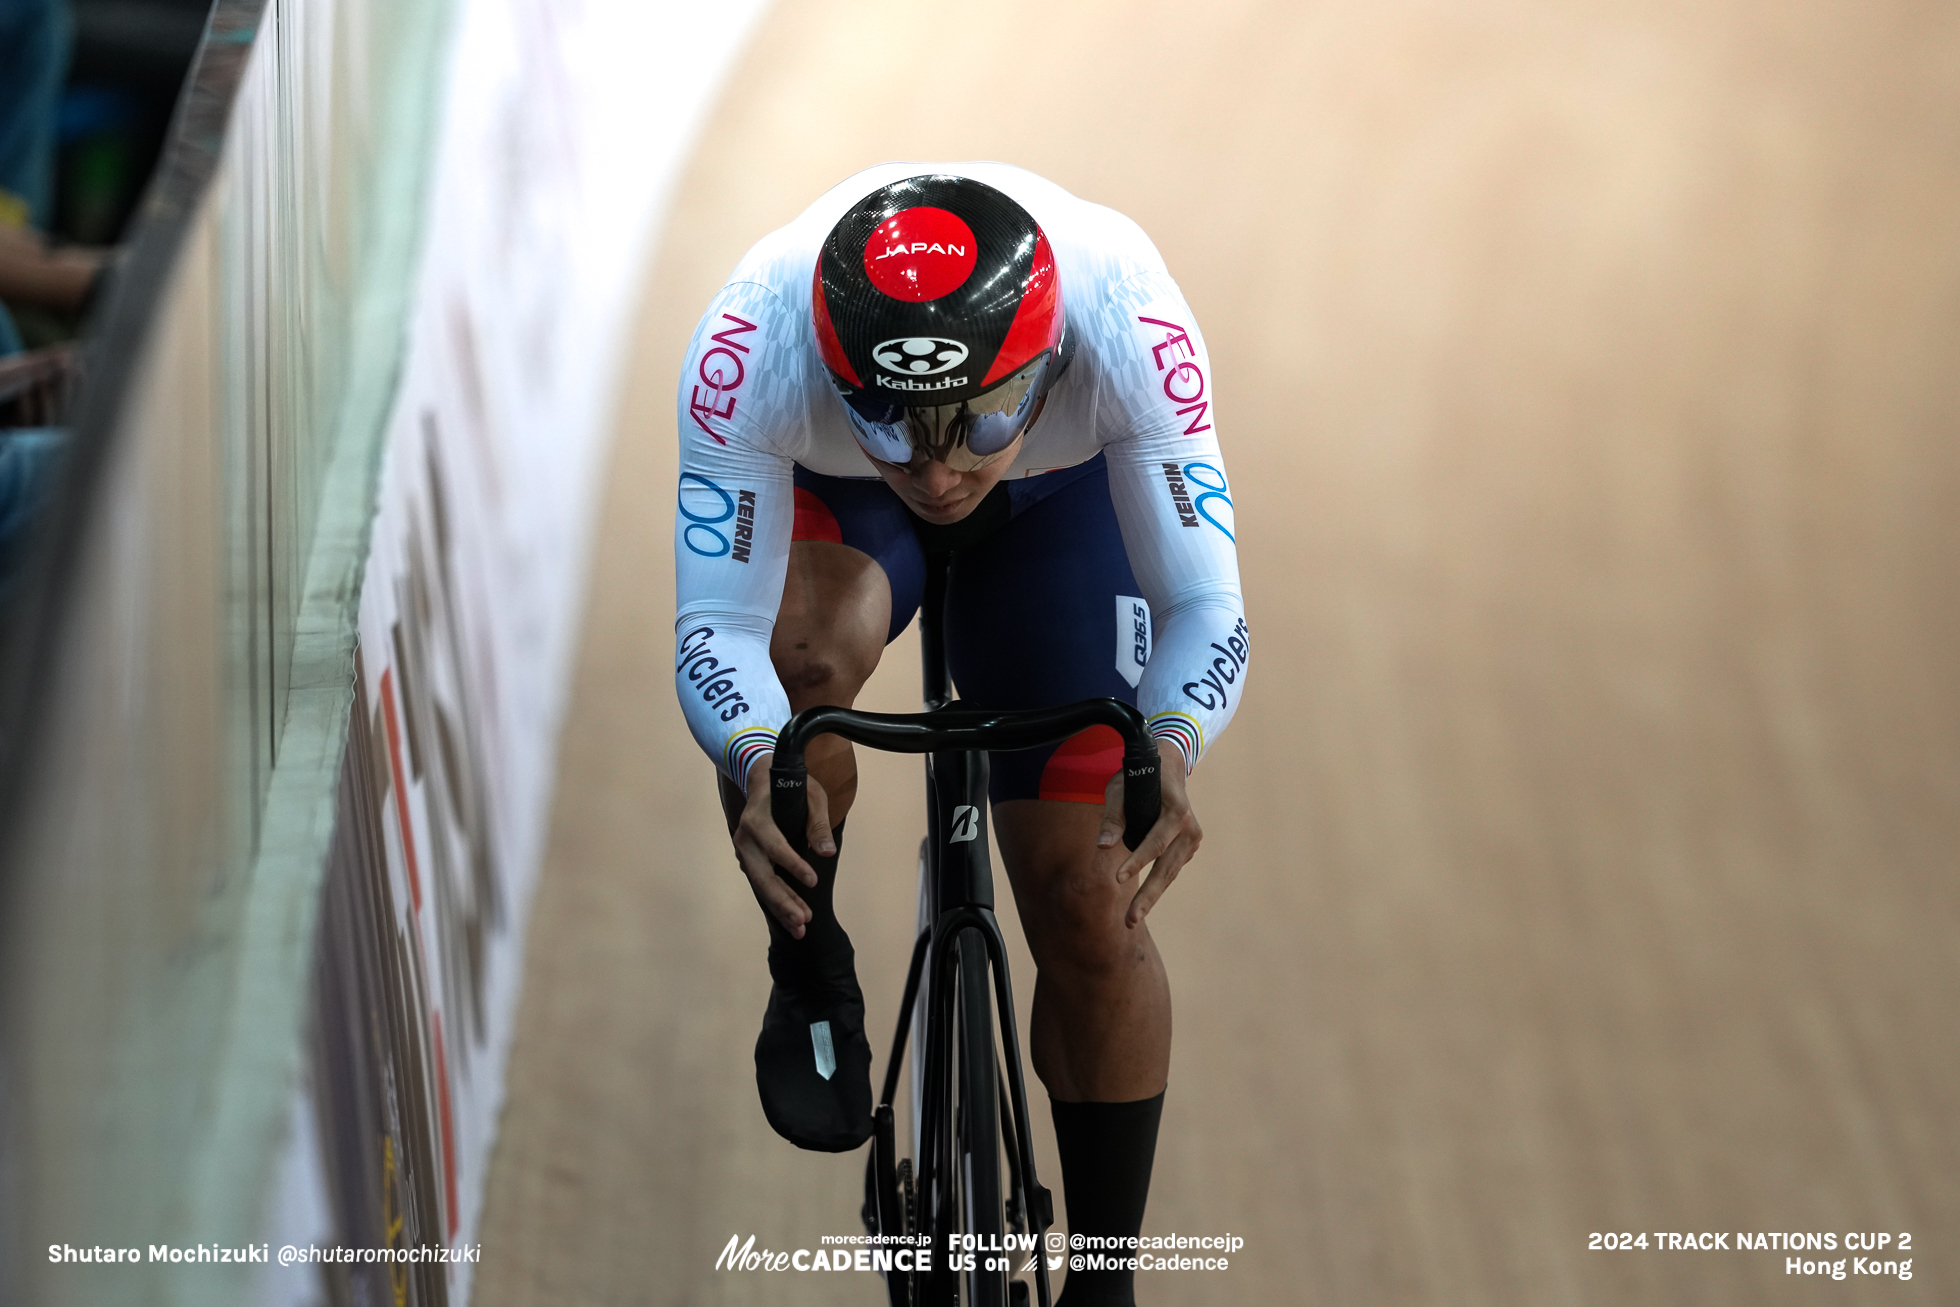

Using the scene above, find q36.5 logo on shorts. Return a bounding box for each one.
[679,473,756,562]
[1114,595,1152,689]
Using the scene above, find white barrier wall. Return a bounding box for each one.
[0,1,765,1304]
[313,2,770,1303]
[1,2,454,1301]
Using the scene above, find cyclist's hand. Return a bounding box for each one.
[1097,741,1201,929]
[735,751,836,939]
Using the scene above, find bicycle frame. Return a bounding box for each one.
[769,553,1162,1307]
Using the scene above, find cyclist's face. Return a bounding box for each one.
[862,432,1026,525]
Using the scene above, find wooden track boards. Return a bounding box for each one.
[475,2,1959,1302]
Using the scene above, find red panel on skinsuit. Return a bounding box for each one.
[1038,724,1124,804]
[792,487,844,544]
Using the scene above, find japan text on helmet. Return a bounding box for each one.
[812,174,1068,471]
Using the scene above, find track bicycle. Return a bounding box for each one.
[769,550,1162,1307]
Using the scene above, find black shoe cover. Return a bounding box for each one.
[754,960,874,1151]
[752,826,873,1152]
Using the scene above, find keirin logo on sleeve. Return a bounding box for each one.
[1114,595,1152,688]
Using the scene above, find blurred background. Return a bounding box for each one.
[1,0,204,599]
[54,1,209,242]
[1,1,1955,1305]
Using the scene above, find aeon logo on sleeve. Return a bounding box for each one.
[1136,312,1214,438]
[873,337,969,376]
[688,312,757,444]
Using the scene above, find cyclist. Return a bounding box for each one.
[674,163,1247,1306]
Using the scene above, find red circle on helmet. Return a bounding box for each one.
[862,207,978,302]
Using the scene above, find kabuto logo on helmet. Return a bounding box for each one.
[815,175,1065,412]
[872,336,969,376]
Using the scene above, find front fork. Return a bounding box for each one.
[865,746,1054,1307]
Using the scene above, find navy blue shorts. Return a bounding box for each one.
[790,454,1144,806]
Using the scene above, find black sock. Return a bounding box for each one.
[1050,1091,1166,1307]
[761,821,852,986]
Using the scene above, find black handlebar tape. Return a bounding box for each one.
[769,760,810,860]
[1121,741,1162,852]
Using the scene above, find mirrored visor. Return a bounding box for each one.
[839,352,1053,472]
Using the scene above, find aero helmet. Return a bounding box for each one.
[812,174,1067,470]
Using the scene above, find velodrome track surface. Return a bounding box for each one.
[472,2,1959,1303]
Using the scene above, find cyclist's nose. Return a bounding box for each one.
[910,458,963,497]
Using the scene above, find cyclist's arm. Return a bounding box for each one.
[1097,274,1248,774]
[672,280,800,793]
[674,281,843,926]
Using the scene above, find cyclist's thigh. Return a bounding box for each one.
[774,541,890,698]
[787,466,927,645]
[734,472,926,826]
[945,453,1141,810]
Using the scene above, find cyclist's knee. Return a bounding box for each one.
[1007,833,1142,978]
[1044,870,1148,977]
[773,642,875,701]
